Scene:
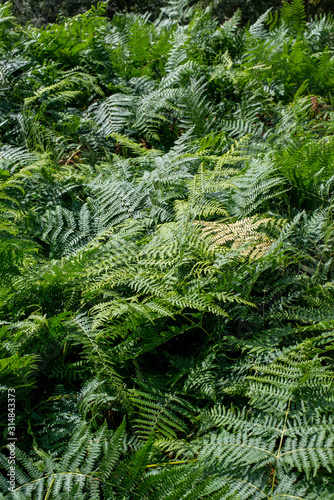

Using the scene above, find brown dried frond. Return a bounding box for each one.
[311,95,319,113]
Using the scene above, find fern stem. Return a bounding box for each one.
[146,458,197,468]
[179,312,213,339]
[271,398,291,494]
[43,477,55,500]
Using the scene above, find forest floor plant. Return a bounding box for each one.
[0,0,334,498]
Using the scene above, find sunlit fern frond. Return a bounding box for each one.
[200,216,275,260]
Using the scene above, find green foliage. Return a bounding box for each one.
[1,0,334,498]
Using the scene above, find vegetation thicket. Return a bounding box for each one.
[3,0,334,27]
[1,0,334,498]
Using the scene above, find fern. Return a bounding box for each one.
[1,1,334,498]
[160,345,334,498]
[0,419,233,499]
[129,383,194,440]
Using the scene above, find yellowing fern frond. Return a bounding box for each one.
[201,216,274,260]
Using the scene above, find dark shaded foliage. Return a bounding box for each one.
[4,0,334,26]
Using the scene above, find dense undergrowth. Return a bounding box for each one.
[0,0,334,498]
